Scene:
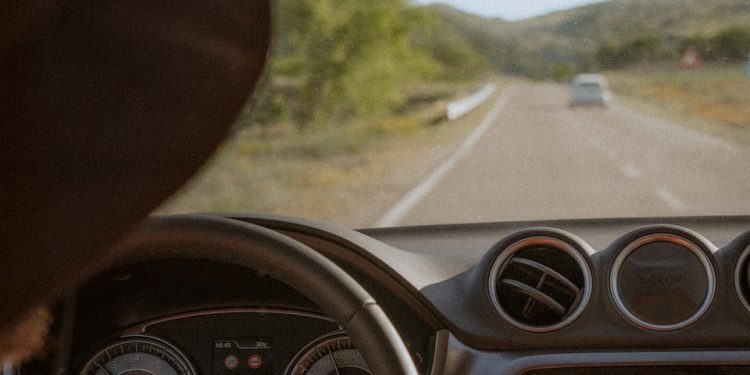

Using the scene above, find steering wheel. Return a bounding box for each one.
[101,214,419,375]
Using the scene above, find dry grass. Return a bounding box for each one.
[607,64,750,143]
[159,79,504,227]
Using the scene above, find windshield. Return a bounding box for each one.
[161,0,750,228]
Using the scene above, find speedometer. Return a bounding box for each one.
[79,336,195,375]
[286,333,370,375]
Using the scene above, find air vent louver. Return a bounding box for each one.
[489,236,591,332]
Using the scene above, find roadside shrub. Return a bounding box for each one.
[680,26,750,62]
[711,26,750,61]
[553,63,577,82]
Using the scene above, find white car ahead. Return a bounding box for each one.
[570,73,612,106]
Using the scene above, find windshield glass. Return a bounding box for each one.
[161,0,750,228]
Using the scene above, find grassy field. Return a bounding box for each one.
[607,64,750,144]
[159,79,503,227]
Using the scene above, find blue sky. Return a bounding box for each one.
[413,0,610,21]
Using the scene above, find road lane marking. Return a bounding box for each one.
[655,187,687,211]
[565,109,690,212]
[373,87,513,227]
[621,164,642,179]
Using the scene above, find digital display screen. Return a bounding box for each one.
[213,339,273,374]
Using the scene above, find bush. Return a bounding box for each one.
[680,26,750,62]
[552,63,577,82]
[596,34,662,70]
[711,26,750,61]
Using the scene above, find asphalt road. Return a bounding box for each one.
[376,82,750,226]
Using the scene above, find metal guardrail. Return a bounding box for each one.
[446,83,496,120]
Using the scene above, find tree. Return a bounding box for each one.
[595,34,662,70]
[711,26,750,61]
[275,0,486,128]
[250,1,490,129]
[271,0,417,127]
[407,7,488,81]
[596,41,621,69]
[622,34,661,64]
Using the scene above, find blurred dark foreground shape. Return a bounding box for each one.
[0,0,271,361]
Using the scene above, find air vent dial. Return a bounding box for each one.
[610,233,715,331]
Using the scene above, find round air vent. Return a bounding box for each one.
[488,236,592,332]
[611,233,715,331]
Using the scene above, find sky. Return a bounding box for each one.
[413,0,610,21]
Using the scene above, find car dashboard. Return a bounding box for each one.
[28,214,750,375]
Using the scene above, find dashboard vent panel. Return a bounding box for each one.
[489,236,591,332]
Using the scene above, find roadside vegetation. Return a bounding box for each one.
[161,81,503,225]
[164,0,750,220]
[162,1,495,221]
[251,0,489,130]
[433,0,750,140]
[607,65,750,143]
[435,1,750,80]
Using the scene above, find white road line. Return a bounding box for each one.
[373,87,513,227]
[621,164,642,179]
[655,187,687,211]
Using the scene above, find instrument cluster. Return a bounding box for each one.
[77,309,371,375]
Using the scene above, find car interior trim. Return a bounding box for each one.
[122,307,334,336]
[445,333,750,375]
[430,330,450,375]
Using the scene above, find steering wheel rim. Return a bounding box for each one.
[101,214,418,375]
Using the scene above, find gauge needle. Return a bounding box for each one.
[95,362,114,375]
[329,353,342,375]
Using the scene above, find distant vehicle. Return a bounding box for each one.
[570,74,612,106]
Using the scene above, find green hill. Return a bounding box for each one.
[430,0,750,78]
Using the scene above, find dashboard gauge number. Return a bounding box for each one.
[287,333,370,375]
[79,336,195,375]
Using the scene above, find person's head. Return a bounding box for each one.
[0,0,270,363]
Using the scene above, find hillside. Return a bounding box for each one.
[430,0,750,77]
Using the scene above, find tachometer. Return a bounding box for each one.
[286,333,370,375]
[79,336,195,375]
